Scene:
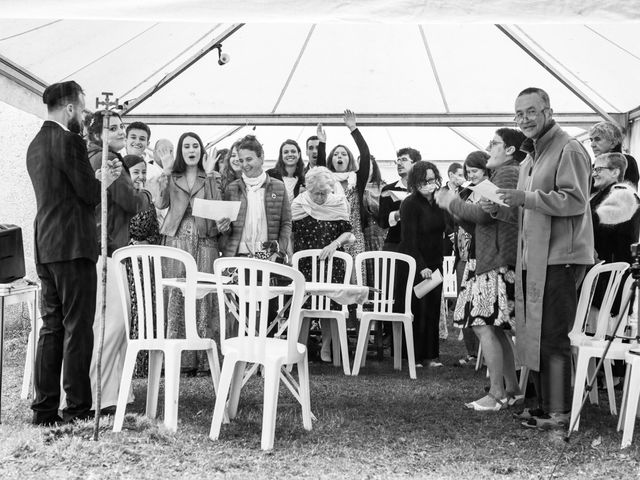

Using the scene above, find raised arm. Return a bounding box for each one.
[316,123,327,167]
[343,109,370,195]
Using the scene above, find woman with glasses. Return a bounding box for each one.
[396,161,446,368]
[589,121,638,189]
[436,130,525,411]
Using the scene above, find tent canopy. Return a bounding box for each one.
[1,2,639,160]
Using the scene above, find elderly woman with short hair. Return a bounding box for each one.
[291,166,355,362]
[589,121,638,188]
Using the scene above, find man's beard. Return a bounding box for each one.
[68,116,82,135]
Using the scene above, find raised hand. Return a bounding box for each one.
[316,123,326,143]
[157,143,175,173]
[202,148,216,175]
[343,109,357,132]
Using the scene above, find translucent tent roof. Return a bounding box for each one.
[1,2,639,161]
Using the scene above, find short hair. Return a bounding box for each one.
[42,81,84,111]
[599,152,628,182]
[447,162,463,175]
[305,166,336,193]
[463,151,490,178]
[517,87,551,108]
[327,144,356,172]
[84,110,123,144]
[306,135,319,149]
[589,121,624,148]
[236,134,263,158]
[407,161,441,193]
[274,139,305,179]
[173,132,205,174]
[397,147,422,163]
[126,121,151,140]
[495,127,527,163]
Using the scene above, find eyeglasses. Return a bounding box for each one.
[488,140,504,149]
[592,166,613,174]
[420,178,438,186]
[513,107,549,123]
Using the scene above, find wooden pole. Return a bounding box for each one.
[93,92,119,441]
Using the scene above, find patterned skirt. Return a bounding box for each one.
[163,213,219,372]
[453,259,516,330]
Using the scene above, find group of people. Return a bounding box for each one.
[27,80,639,433]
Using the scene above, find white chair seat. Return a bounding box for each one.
[221,337,307,363]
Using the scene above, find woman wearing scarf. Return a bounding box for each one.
[220,134,292,259]
[291,167,355,362]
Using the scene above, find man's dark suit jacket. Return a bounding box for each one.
[27,121,102,264]
[378,180,407,246]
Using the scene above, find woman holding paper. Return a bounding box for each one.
[155,131,228,374]
[397,161,446,367]
[435,130,525,411]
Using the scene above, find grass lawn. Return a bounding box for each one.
[0,310,638,479]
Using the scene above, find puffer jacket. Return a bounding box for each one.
[87,142,151,256]
[220,175,292,257]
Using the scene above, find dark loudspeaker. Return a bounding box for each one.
[0,224,26,283]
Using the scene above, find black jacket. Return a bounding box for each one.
[27,121,102,263]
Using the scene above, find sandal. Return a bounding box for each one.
[506,394,525,407]
[465,393,507,412]
[512,407,545,420]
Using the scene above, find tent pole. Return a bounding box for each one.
[496,24,617,124]
[120,23,244,115]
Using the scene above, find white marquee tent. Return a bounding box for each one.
[1,1,639,164]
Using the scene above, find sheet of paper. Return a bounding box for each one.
[192,198,241,221]
[467,180,508,206]
[413,269,443,299]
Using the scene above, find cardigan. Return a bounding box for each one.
[448,159,520,276]
[220,175,292,257]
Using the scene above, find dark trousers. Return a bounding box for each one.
[526,264,585,414]
[412,284,442,362]
[32,259,96,421]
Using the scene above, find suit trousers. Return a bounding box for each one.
[32,259,96,421]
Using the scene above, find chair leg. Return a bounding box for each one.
[297,355,312,431]
[603,359,617,415]
[392,322,402,371]
[205,347,222,397]
[335,316,351,375]
[570,351,591,433]
[621,360,640,449]
[402,320,417,380]
[618,361,632,432]
[146,350,163,419]
[587,357,599,405]
[113,347,138,432]
[227,361,247,420]
[352,318,371,376]
[261,362,282,450]
[518,366,530,395]
[330,320,341,368]
[163,349,181,433]
[210,357,236,441]
[475,343,483,371]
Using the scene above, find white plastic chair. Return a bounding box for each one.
[617,348,640,448]
[570,262,631,431]
[111,245,222,433]
[352,251,417,379]
[292,249,353,375]
[442,255,457,299]
[210,257,311,450]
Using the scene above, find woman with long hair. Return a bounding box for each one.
[156,131,227,375]
[267,139,306,200]
[219,140,243,193]
[84,112,152,412]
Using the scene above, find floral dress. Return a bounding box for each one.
[126,206,161,377]
[453,194,516,330]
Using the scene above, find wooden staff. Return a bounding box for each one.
[93,92,119,440]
